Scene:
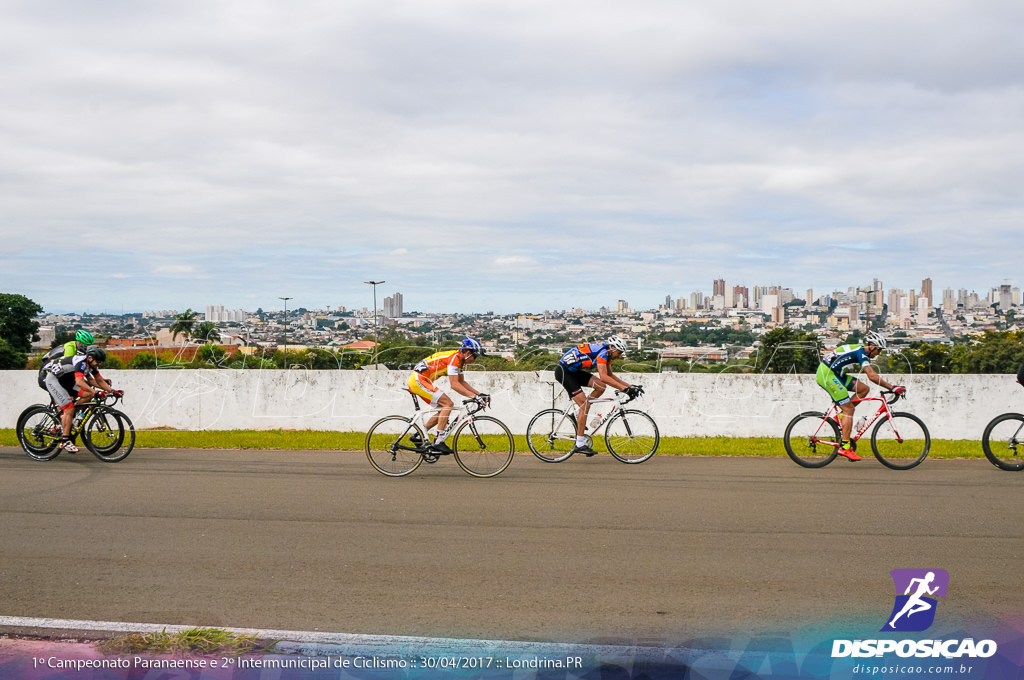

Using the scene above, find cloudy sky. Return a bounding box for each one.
[2,0,1023,315]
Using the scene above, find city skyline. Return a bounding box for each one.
[3,2,1023,315]
[34,276,1024,318]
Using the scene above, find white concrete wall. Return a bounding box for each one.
[3,370,1021,438]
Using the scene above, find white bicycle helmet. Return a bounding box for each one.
[864,331,887,350]
[606,335,627,354]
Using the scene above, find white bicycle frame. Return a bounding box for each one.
[405,390,483,444]
[558,392,629,438]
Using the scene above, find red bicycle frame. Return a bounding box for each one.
[818,390,904,448]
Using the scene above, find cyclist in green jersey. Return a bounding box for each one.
[816,331,904,461]
[41,329,94,363]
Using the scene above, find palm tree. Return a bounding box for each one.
[193,321,221,344]
[170,309,199,342]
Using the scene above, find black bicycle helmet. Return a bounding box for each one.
[85,345,107,363]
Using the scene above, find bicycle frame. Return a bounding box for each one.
[397,391,489,454]
[37,394,117,441]
[816,391,903,449]
[569,393,626,437]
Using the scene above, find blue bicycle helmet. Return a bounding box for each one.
[461,337,483,356]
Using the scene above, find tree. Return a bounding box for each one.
[51,331,75,348]
[0,293,43,354]
[0,336,26,370]
[193,321,221,344]
[170,309,199,342]
[129,352,158,369]
[751,328,822,373]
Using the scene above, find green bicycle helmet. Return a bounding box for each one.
[76,329,95,344]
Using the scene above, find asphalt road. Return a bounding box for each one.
[0,446,1020,646]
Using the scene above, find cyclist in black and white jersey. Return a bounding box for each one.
[40,345,115,453]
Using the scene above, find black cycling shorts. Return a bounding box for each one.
[554,364,594,398]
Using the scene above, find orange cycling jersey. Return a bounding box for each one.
[413,350,468,382]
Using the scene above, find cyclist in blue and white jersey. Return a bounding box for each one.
[554,335,640,457]
[816,331,904,461]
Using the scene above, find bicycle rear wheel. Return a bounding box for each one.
[84,409,136,462]
[981,412,1024,471]
[17,406,62,461]
[871,412,930,470]
[453,415,515,478]
[526,408,577,463]
[604,409,659,463]
[783,412,840,468]
[365,416,425,477]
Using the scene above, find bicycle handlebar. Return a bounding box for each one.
[880,389,903,405]
[88,391,125,407]
[614,386,644,404]
[462,394,490,413]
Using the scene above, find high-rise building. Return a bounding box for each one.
[899,296,912,329]
[888,289,903,315]
[689,291,703,310]
[942,289,956,313]
[921,279,933,307]
[713,279,726,297]
[383,292,403,319]
[998,285,1013,310]
[616,299,629,313]
[917,297,930,321]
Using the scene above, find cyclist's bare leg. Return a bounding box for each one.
[838,401,855,441]
[579,376,608,436]
[839,381,869,441]
[571,391,589,436]
[425,393,455,435]
[59,404,74,437]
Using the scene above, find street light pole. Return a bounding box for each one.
[364,280,385,367]
[278,296,292,359]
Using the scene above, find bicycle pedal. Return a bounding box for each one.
[423,453,440,464]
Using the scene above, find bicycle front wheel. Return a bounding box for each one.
[17,406,62,461]
[981,412,1024,471]
[605,410,659,463]
[366,416,425,477]
[453,415,515,478]
[526,408,577,463]
[871,412,930,470]
[783,412,840,468]
[84,409,136,462]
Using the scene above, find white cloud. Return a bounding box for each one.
[1,0,1022,312]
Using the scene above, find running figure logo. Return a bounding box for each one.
[881,568,950,632]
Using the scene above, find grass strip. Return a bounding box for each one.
[96,627,275,656]
[0,429,988,459]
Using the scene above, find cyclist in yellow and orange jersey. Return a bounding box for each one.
[407,337,489,455]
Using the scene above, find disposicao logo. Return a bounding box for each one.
[831,568,998,660]
[881,568,949,632]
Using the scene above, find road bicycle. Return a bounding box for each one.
[981,379,1024,471]
[365,392,514,478]
[526,388,659,463]
[783,390,930,470]
[16,391,136,463]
